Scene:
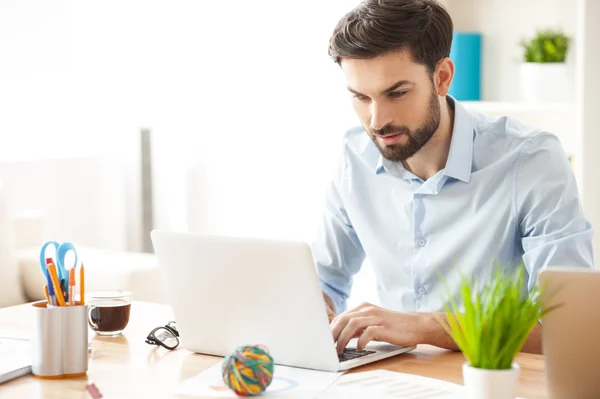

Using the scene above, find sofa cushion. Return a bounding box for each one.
[0,181,25,307]
[18,246,166,303]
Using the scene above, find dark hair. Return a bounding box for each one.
[328,0,453,73]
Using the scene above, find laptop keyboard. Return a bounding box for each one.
[338,348,376,362]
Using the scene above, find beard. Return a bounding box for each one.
[369,89,441,163]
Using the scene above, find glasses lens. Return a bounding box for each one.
[154,327,178,348]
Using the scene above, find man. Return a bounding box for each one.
[313,0,593,356]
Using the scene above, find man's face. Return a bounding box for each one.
[340,50,441,162]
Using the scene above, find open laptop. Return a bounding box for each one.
[150,230,415,372]
[539,268,600,399]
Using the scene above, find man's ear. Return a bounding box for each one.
[434,57,455,97]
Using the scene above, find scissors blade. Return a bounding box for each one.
[56,242,78,287]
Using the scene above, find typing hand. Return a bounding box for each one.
[330,302,422,354]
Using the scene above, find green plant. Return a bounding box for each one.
[520,29,570,63]
[437,266,559,370]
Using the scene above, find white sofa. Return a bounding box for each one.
[1,210,168,308]
[17,246,168,305]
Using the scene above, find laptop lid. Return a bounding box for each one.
[539,268,600,399]
[150,230,340,372]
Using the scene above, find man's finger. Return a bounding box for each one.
[330,313,351,342]
[335,316,380,354]
[330,306,377,336]
[356,325,384,352]
[327,307,336,323]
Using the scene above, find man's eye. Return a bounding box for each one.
[390,91,407,98]
[353,94,369,101]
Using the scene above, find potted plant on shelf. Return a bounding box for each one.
[518,29,571,103]
[437,267,559,399]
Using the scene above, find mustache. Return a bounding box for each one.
[370,125,411,137]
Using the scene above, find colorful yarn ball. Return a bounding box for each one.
[222,345,274,396]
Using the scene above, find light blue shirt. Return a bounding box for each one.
[313,97,594,314]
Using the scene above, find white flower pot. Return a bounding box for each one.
[462,362,520,399]
[519,62,572,103]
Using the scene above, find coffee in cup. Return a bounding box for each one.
[87,291,132,336]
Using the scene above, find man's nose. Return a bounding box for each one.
[370,101,394,131]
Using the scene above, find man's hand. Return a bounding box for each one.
[331,302,425,354]
[331,302,544,355]
[322,293,336,323]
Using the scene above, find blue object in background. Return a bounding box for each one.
[449,31,482,101]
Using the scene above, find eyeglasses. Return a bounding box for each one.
[145,321,180,350]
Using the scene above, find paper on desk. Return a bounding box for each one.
[0,338,32,384]
[177,362,344,398]
[315,370,525,399]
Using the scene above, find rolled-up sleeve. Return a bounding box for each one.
[516,133,594,290]
[312,143,365,314]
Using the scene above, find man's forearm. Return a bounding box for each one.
[419,313,543,355]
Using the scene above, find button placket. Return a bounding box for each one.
[411,193,427,307]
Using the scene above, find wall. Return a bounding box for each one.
[0,0,365,249]
[0,157,128,250]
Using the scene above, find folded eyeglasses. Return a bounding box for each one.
[145,321,180,350]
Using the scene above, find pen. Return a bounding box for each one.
[46,260,66,307]
[46,274,57,306]
[69,268,75,306]
[61,278,67,303]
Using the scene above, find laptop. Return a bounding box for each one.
[539,268,600,399]
[150,230,415,372]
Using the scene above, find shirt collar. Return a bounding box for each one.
[442,97,474,183]
[373,96,474,183]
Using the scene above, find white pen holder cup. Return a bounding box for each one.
[32,301,89,378]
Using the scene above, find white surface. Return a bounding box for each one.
[462,363,520,399]
[317,369,523,399]
[177,362,343,398]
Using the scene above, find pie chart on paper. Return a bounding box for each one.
[210,376,299,393]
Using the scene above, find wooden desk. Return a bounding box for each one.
[0,301,548,398]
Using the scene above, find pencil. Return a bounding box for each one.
[43,284,50,304]
[69,268,76,306]
[47,263,66,306]
[80,263,85,305]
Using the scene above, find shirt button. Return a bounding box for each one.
[416,239,426,247]
[418,287,426,295]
